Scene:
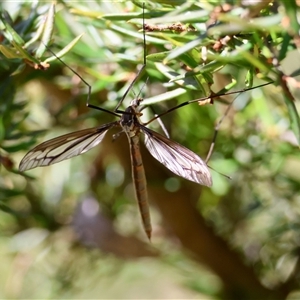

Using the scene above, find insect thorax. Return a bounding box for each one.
[120,105,141,137]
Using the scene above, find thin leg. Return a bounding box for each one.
[114,3,147,112]
[205,99,235,163]
[205,83,262,164]
[147,105,170,138]
[43,43,121,118]
[143,82,272,126]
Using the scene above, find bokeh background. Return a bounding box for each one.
[1,0,300,299]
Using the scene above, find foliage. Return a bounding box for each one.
[0,0,300,299]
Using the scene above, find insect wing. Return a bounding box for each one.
[141,125,212,186]
[19,121,117,172]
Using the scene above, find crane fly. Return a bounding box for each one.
[19,95,212,240]
[19,3,272,240]
[18,3,212,240]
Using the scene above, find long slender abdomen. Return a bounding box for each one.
[128,134,152,240]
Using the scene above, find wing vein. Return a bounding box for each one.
[141,125,212,186]
[19,121,117,171]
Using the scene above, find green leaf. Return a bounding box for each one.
[163,38,203,64]
[143,88,187,106]
[0,117,4,143]
[0,45,24,59]
[155,62,201,91]
[36,3,56,58]
[284,95,300,146]
[245,68,254,87]
[2,141,38,153]
[0,190,23,201]
[0,12,25,45]
[281,0,300,34]
[44,33,84,63]
[11,41,41,66]
[278,33,292,61]
[101,12,143,21]
[147,51,170,62]
[24,17,45,49]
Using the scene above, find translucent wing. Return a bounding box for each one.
[19,121,118,172]
[141,125,212,186]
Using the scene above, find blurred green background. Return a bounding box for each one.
[1,0,300,299]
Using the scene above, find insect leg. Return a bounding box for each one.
[114,3,147,112]
[143,82,272,126]
[205,98,236,163]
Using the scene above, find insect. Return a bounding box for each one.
[19,4,272,240]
